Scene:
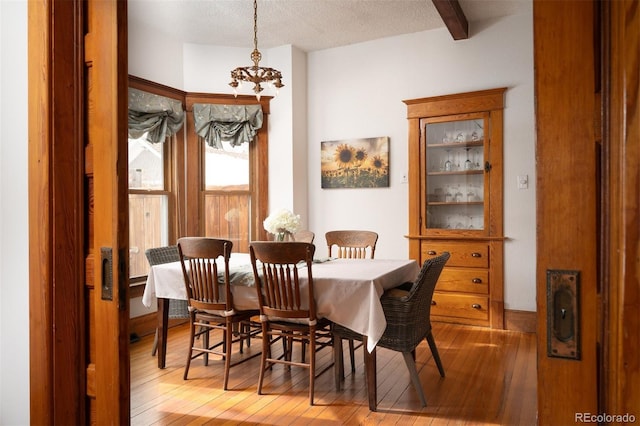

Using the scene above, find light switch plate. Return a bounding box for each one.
[517,174,529,189]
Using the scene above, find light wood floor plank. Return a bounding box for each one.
[131,322,537,425]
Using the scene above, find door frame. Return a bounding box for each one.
[29,0,639,422]
[534,0,640,421]
[28,0,86,423]
[602,0,640,414]
[28,0,130,424]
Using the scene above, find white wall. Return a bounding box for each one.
[128,17,185,89]
[306,12,536,311]
[1,1,30,424]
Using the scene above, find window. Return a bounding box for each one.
[127,79,185,279]
[187,98,269,252]
[128,133,169,278]
[202,140,251,252]
[126,78,270,277]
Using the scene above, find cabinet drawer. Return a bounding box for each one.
[437,268,489,294]
[422,241,489,268]
[431,292,489,321]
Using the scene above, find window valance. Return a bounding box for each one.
[128,88,185,143]
[193,104,263,149]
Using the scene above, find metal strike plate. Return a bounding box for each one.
[546,269,580,360]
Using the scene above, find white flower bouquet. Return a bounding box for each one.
[263,208,300,240]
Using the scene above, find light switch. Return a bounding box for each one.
[517,174,529,189]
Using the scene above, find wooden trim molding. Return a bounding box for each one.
[604,0,640,415]
[29,0,86,423]
[504,310,536,334]
[534,1,599,421]
[404,87,507,118]
[130,313,187,339]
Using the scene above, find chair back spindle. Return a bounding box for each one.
[178,238,233,315]
[250,241,316,321]
[326,230,378,259]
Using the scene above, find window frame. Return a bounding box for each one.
[127,137,173,279]
[128,77,186,279]
[184,93,270,246]
[127,76,271,274]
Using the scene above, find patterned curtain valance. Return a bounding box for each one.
[193,104,263,149]
[128,88,185,143]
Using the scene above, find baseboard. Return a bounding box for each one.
[504,309,536,333]
[130,308,536,336]
[130,312,188,338]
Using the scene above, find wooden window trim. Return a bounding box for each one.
[128,76,270,250]
[184,92,270,242]
[128,77,186,246]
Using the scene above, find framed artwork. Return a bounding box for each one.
[321,136,389,188]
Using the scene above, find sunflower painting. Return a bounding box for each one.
[321,137,389,188]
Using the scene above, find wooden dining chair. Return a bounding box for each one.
[325,230,378,259]
[249,241,333,405]
[177,237,260,390]
[325,229,379,373]
[293,230,315,243]
[333,252,450,410]
[145,245,189,356]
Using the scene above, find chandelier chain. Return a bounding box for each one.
[229,0,284,99]
[253,0,258,52]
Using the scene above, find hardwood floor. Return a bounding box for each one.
[131,322,537,425]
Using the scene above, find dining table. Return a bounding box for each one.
[141,252,419,410]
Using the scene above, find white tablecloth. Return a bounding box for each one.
[142,253,419,351]
[142,253,258,310]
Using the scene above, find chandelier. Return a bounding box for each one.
[229,0,284,100]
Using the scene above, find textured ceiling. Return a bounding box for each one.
[128,0,530,52]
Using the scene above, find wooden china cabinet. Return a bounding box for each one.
[404,88,506,329]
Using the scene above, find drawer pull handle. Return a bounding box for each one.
[471,304,482,310]
[427,250,437,255]
[471,252,482,258]
[472,278,483,284]
[431,300,437,306]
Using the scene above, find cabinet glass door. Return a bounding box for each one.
[424,115,487,232]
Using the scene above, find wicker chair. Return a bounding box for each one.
[178,237,260,390]
[333,252,450,410]
[249,241,333,405]
[145,245,190,356]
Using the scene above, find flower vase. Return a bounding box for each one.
[276,231,292,241]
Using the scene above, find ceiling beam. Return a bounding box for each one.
[432,0,469,40]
